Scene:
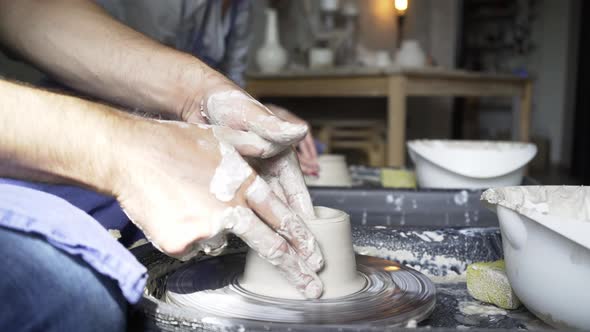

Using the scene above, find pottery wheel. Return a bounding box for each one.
[164,253,436,328]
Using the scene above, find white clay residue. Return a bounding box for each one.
[422,231,445,242]
[212,126,282,158]
[268,152,315,219]
[482,186,590,222]
[454,190,469,206]
[354,245,467,282]
[206,90,307,145]
[245,176,271,204]
[459,301,507,316]
[206,90,251,126]
[249,114,307,145]
[385,194,404,211]
[409,231,445,243]
[210,142,252,202]
[412,232,432,242]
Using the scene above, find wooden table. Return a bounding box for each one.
[246,67,533,167]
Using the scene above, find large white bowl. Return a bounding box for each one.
[482,186,590,330]
[407,140,537,189]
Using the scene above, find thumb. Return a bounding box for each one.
[205,90,308,146]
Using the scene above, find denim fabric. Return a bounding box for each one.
[0,183,147,304]
[0,227,127,331]
[0,178,144,246]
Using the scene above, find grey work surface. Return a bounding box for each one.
[310,187,496,228]
[130,187,553,331]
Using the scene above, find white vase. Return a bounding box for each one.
[256,9,288,73]
[396,40,426,68]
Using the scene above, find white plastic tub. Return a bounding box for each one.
[482,186,590,330]
[408,140,537,189]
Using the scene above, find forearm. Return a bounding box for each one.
[0,79,133,194]
[0,0,214,119]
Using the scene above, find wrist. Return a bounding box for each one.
[173,57,242,123]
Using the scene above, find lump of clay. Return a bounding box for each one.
[239,206,366,299]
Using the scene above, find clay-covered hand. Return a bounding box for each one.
[266,104,320,177]
[181,87,307,154]
[114,120,324,298]
[181,85,317,219]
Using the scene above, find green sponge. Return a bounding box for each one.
[466,260,522,310]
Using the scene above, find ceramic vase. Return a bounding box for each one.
[239,207,365,299]
[396,40,426,68]
[256,9,287,73]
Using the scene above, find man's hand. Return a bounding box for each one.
[266,104,320,176]
[0,80,324,299]
[180,83,318,219]
[115,121,324,298]
[0,0,318,214]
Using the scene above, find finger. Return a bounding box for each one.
[247,158,289,203]
[246,176,324,271]
[205,91,308,146]
[297,134,314,159]
[223,206,323,299]
[300,137,319,173]
[304,134,319,160]
[262,150,316,219]
[298,154,320,174]
[175,234,228,262]
[212,126,285,158]
[299,162,318,177]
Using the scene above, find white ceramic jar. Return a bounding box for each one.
[305,154,352,187]
[396,40,426,68]
[256,9,287,73]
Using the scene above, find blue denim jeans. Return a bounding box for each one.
[0,227,127,331]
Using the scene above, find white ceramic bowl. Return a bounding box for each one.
[408,140,537,189]
[305,154,352,187]
[482,186,590,330]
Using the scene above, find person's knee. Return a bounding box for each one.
[65,271,128,332]
[0,228,127,332]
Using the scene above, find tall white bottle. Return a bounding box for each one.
[256,8,288,73]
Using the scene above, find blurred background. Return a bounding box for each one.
[2,0,586,185]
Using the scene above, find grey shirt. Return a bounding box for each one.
[97,0,252,87]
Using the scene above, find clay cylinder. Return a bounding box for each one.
[239,207,366,299]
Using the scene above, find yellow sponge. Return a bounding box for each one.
[466,260,522,310]
[381,168,416,188]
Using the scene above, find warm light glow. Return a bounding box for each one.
[384,265,401,272]
[374,0,395,24]
[394,0,408,15]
